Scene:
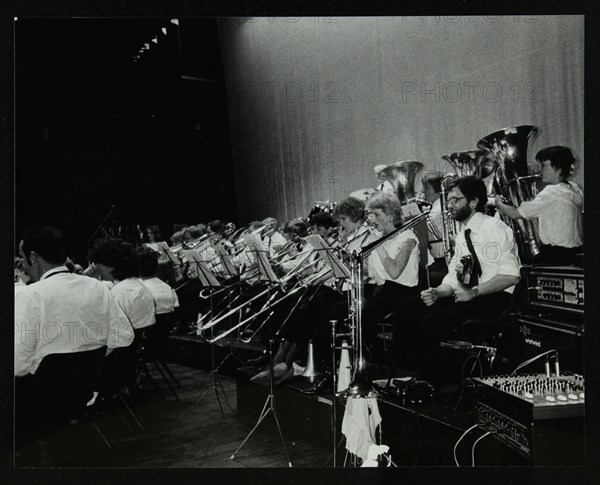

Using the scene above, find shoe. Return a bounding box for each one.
[275,367,295,386]
[250,369,269,383]
[272,362,288,379]
[292,362,305,376]
[250,363,288,386]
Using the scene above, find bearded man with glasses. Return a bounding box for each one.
[391,176,522,386]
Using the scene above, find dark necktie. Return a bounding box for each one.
[464,228,482,286]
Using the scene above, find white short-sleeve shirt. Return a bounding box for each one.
[442,212,521,294]
[111,277,156,329]
[368,229,420,287]
[517,182,583,248]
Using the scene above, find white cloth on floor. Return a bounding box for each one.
[341,398,382,461]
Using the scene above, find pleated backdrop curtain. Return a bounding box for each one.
[219,16,583,224]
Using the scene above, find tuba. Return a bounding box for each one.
[477,126,542,263]
[439,150,487,263]
[377,161,424,203]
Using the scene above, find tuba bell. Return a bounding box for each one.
[439,150,487,263]
[477,125,542,263]
[377,161,425,203]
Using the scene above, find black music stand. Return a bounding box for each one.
[170,255,237,424]
[229,244,293,467]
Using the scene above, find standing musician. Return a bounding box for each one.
[495,146,583,265]
[422,172,448,286]
[392,176,521,384]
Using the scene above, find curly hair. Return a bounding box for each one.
[366,191,404,227]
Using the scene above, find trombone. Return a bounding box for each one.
[344,211,430,398]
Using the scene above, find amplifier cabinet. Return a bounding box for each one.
[524,265,584,314]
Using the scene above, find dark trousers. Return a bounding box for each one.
[427,257,449,288]
[393,291,512,381]
[363,281,419,344]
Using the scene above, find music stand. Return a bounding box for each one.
[171,252,236,425]
[230,236,293,467]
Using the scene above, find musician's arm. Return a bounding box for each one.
[375,239,416,280]
[494,197,523,219]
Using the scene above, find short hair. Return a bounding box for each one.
[249,220,263,231]
[262,217,278,227]
[285,219,309,238]
[137,247,159,278]
[309,212,336,229]
[21,226,68,265]
[188,226,203,239]
[422,172,444,193]
[170,231,184,244]
[446,175,487,212]
[366,191,404,227]
[535,146,576,178]
[208,220,225,234]
[333,197,365,224]
[89,237,138,280]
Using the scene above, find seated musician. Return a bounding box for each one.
[199,220,234,276]
[170,231,184,246]
[422,172,448,286]
[361,191,421,347]
[277,219,312,274]
[262,217,287,256]
[88,237,156,337]
[251,207,355,384]
[308,211,338,245]
[137,247,180,317]
[14,228,134,448]
[15,227,134,377]
[392,176,521,383]
[495,146,583,265]
[14,257,31,288]
[145,225,163,244]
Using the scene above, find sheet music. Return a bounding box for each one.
[304,235,351,279]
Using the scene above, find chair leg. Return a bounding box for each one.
[105,394,134,432]
[140,362,165,398]
[152,361,180,401]
[157,360,181,388]
[116,388,145,432]
[87,414,116,454]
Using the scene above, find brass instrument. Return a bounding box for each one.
[438,150,487,263]
[377,161,425,203]
[344,211,430,398]
[477,125,541,262]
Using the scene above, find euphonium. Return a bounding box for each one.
[439,150,487,263]
[477,125,542,263]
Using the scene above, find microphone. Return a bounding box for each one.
[554,352,560,377]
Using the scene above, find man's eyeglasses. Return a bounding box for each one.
[446,196,467,205]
